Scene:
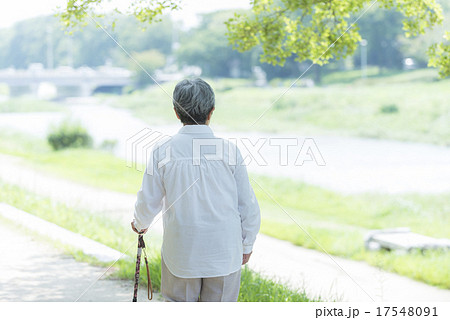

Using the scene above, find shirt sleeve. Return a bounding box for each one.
[234,149,261,254]
[133,148,165,231]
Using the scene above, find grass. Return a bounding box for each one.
[0,97,62,113]
[108,68,450,146]
[0,131,142,194]
[0,131,449,288]
[320,67,401,85]
[239,266,314,302]
[0,181,317,302]
[253,176,450,288]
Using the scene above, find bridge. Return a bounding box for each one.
[0,64,132,97]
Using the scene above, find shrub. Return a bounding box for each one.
[380,104,399,114]
[99,139,118,152]
[47,120,93,151]
[274,97,297,110]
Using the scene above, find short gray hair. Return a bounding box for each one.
[172,78,215,125]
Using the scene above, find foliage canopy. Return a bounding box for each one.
[59,0,449,77]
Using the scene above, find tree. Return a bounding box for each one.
[131,49,166,87]
[260,56,303,80]
[0,16,117,69]
[400,0,450,72]
[176,11,255,78]
[355,8,404,71]
[59,0,449,77]
[114,15,174,55]
[427,31,450,78]
[3,17,52,68]
[0,14,173,70]
[70,21,117,67]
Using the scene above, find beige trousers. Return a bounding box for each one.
[161,257,241,302]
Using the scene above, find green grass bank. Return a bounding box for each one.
[0,131,448,288]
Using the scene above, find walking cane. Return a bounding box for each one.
[132,234,153,302]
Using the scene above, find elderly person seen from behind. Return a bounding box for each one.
[131,78,260,302]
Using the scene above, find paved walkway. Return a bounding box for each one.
[1,153,449,302]
[250,234,450,301]
[0,221,159,302]
[0,154,135,224]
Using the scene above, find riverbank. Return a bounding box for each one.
[1,100,450,194]
[0,149,448,292]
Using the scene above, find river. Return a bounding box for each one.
[1,97,449,195]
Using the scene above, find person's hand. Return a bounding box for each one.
[242,252,252,265]
[131,221,148,234]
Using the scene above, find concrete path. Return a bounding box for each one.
[0,153,163,241]
[250,234,450,302]
[0,221,159,302]
[0,203,123,263]
[1,153,449,302]
[0,153,136,224]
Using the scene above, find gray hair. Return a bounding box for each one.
[172,78,215,125]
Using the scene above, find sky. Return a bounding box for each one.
[0,0,251,29]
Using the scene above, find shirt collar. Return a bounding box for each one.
[178,125,214,136]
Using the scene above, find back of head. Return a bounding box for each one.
[172,78,215,125]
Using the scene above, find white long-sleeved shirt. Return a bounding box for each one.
[133,125,260,278]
